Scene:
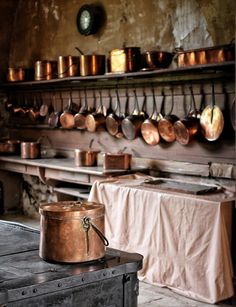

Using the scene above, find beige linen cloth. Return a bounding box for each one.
[88,174,235,304]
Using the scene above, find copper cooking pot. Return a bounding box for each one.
[121,89,147,140]
[174,87,200,145]
[158,90,178,143]
[7,67,25,82]
[35,60,57,80]
[57,55,80,78]
[141,88,164,145]
[105,89,125,138]
[85,91,106,132]
[103,150,132,170]
[109,47,141,73]
[142,50,174,69]
[39,201,109,263]
[21,141,41,159]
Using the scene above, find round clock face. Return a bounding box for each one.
[80,9,91,31]
[77,4,105,36]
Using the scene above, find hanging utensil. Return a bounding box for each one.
[121,89,146,140]
[158,88,178,143]
[174,86,200,145]
[105,88,124,138]
[85,90,106,132]
[74,88,93,130]
[60,91,75,129]
[141,87,163,145]
[230,97,235,131]
[48,93,61,128]
[200,83,224,141]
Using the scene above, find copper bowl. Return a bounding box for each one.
[143,51,174,69]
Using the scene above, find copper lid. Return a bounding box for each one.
[39,201,104,219]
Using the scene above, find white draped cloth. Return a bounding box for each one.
[88,174,235,304]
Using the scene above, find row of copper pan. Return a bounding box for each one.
[6,83,227,145]
[7,42,235,82]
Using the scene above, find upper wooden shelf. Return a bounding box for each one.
[1,61,235,91]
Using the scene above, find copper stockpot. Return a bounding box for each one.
[80,54,106,76]
[74,149,100,167]
[109,47,141,73]
[21,141,41,159]
[177,43,235,67]
[35,60,57,80]
[39,201,108,263]
[58,55,79,78]
[7,67,34,82]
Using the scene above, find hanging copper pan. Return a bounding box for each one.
[141,88,164,145]
[85,90,106,132]
[74,89,94,130]
[200,83,224,141]
[174,86,200,145]
[105,88,125,138]
[121,89,147,140]
[60,92,79,129]
[158,89,178,143]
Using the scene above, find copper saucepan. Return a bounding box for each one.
[174,87,200,145]
[105,88,125,138]
[85,90,106,132]
[75,47,106,76]
[141,88,164,145]
[121,89,147,140]
[74,89,93,130]
[200,83,224,141]
[158,89,178,143]
[35,60,57,81]
[57,55,80,78]
[74,139,100,167]
[60,92,79,129]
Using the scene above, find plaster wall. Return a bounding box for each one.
[6,0,235,68]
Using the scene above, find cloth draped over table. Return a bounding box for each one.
[88,174,235,304]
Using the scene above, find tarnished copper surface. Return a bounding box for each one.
[110,47,141,73]
[103,153,132,170]
[58,55,79,78]
[35,60,57,80]
[80,55,106,76]
[39,201,106,263]
[74,149,100,166]
[158,115,178,143]
[174,117,199,145]
[7,67,25,82]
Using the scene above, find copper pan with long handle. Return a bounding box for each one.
[74,89,93,130]
[174,86,200,145]
[200,83,224,141]
[105,88,125,138]
[121,89,147,140]
[141,88,164,145]
[158,89,178,143]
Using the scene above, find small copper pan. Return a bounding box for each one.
[200,83,224,141]
[105,89,125,138]
[141,88,164,145]
[60,92,79,129]
[85,90,106,132]
[74,89,93,130]
[158,89,178,143]
[174,87,200,145]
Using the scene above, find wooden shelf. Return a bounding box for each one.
[1,61,234,92]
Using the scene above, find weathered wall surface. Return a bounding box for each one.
[7,0,235,68]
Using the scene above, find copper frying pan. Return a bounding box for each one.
[158,89,178,143]
[141,88,164,145]
[105,88,125,138]
[200,83,224,141]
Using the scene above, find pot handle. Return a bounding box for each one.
[82,216,109,247]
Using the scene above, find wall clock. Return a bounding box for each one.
[77,4,105,36]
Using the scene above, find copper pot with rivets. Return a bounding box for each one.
[39,201,109,263]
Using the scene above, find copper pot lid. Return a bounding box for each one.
[39,201,104,218]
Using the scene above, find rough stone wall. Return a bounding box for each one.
[8,0,235,68]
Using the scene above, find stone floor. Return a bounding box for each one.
[0,213,234,307]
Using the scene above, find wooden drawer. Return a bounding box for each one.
[0,162,26,173]
[45,168,89,184]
